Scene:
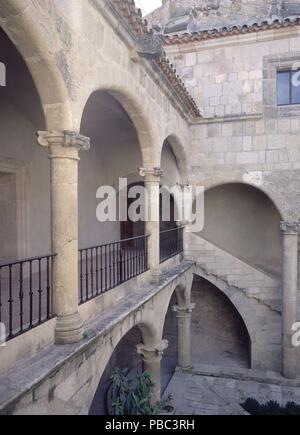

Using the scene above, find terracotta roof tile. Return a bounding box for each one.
[112,0,201,118]
[164,17,300,45]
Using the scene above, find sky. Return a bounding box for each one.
[136,0,162,15]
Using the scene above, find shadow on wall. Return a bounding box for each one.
[89,327,143,416]
[200,183,282,276]
[161,292,178,393]
[191,275,251,369]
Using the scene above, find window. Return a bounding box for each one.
[277,70,300,106]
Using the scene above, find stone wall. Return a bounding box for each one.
[165,26,300,221]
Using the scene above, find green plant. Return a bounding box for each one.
[242,398,300,415]
[107,368,173,416]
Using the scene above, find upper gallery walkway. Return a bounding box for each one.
[0,227,184,343]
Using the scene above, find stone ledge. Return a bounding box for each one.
[178,363,300,388]
[0,261,193,414]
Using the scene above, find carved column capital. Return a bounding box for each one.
[136,340,169,362]
[280,221,300,235]
[140,167,164,180]
[173,304,195,318]
[37,130,90,152]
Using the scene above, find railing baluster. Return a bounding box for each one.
[19,263,24,333]
[46,257,51,320]
[160,227,184,264]
[109,244,112,290]
[118,243,122,285]
[38,258,42,323]
[113,243,117,288]
[0,254,55,342]
[78,235,149,304]
[104,245,107,292]
[85,249,89,301]
[80,251,83,304]
[100,246,103,294]
[29,261,33,327]
[96,247,99,296]
[8,265,13,339]
[125,242,128,282]
[131,244,134,278]
[91,248,94,299]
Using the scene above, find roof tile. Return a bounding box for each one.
[164,17,300,45]
[112,0,201,118]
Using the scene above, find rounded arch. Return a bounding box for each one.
[199,181,283,275]
[88,320,159,415]
[160,134,189,184]
[202,177,285,220]
[0,3,71,130]
[161,274,193,322]
[79,87,157,169]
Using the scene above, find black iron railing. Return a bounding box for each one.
[79,235,149,304]
[0,254,55,342]
[160,226,184,264]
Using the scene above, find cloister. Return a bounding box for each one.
[0,0,300,415]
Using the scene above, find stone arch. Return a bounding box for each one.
[161,276,193,326]
[79,86,157,169]
[160,134,189,184]
[78,88,151,248]
[202,177,285,220]
[87,319,159,415]
[199,181,283,275]
[0,2,72,130]
[193,266,281,372]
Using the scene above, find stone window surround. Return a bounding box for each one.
[263,52,300,118]
[0,157,29,262]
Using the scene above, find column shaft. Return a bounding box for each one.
[37,131,90,344]
[174,305,194,369]
[137,340,168,405]
[140,168,163,283]
[281,221,300,379]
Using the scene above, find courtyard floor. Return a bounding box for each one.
[164,365,300,415]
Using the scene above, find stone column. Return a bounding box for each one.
[280,221,300,379]
[140,167,164,283]
[173,304,195,369]
[136,340,169,405]
[37,130,90,345]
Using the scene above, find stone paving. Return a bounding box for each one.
[164,365,300,415]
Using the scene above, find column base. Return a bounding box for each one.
[178,362,193,370]
[150,269,161,284]
[177,364,193,372]
[55,312,84,345]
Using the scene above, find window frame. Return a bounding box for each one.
[277,69,300,107]
[263,53,300,118]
